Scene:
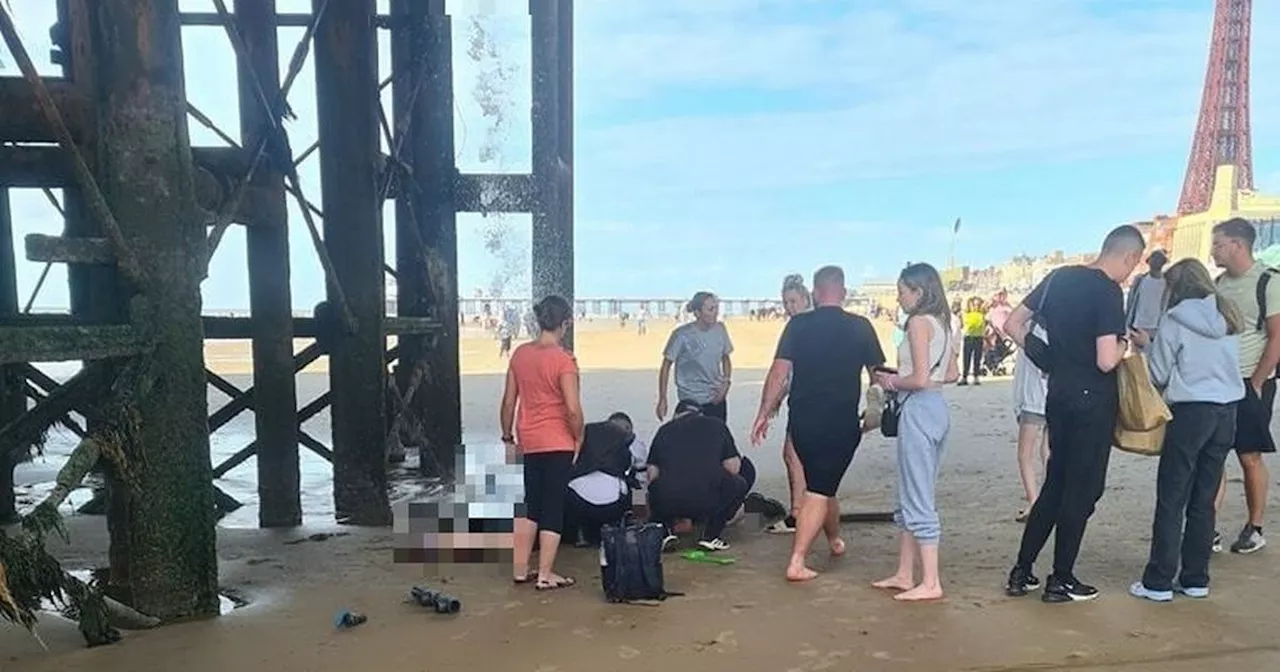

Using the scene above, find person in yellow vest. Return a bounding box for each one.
[959,297,988,385]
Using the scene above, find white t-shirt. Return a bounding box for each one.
[568,439,649,506]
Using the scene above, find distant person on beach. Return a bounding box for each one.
[751,265,886,582]
[637,306,649,335]
[871,263,959,602]
[656,291,734,422]
[1127,258,1243,602]
[563,412,649,547]
[648,400,756,552]
[497,322,514,358]
[1209,217,1278,555]
[500,294,583,591]
[765,273,814,534]
[960,297,987,385]
[1126,250,1169,352]
[987,290,1014,338]
[1002,225,1143,603]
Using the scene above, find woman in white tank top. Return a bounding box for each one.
[873,263,960,602]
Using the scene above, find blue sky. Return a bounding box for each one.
[5,0,1280,310]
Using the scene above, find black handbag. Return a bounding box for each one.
[1022,270,1058,373]
[881,325,949,439]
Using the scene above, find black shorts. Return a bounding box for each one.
[787,424,861,498]
[521,451,574,533]
[1234,378,1277,454]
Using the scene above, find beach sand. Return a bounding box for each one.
[5,316,1280,670]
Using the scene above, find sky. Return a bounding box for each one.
[4,0,1280,310]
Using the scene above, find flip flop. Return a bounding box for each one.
[681,549,737,565]
[513,571,534,585]
[535,576,576,591]
[1016,509,1029,523]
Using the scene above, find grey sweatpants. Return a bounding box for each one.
[894,389,950,544]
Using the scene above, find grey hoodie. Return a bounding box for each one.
[1147,296,1245,405]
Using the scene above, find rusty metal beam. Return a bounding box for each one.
[0,77,91,143]
[0,145,282,226]
[24,233,114,265]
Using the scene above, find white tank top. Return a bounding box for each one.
[896,315,954,384]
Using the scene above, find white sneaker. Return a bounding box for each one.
[697,538,730,552]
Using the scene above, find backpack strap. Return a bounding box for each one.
[1126,274,1144,328]
[1256,268,1279,332]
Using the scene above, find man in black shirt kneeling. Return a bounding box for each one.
[1002,224,1144,603]
[647,400,756,553]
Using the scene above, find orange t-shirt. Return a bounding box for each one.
[508,342,579,454]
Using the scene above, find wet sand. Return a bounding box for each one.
[6,318,1280,670]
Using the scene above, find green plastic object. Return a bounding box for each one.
[680,549,736,565]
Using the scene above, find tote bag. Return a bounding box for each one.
[1112,354,1172,456]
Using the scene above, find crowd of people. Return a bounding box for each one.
[494,217,1274,604]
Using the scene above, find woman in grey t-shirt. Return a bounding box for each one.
[656,291,735,422]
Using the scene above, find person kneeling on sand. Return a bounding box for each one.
[1128,259,1244,602]
[563,412,649,547]
[647,400,756,552]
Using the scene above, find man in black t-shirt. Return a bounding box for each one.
[647,400,756,552]
[1002,225,1143,603]
[751,265,886,582]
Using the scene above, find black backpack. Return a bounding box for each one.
[599,515,682,604]
[1217,267,1280,376]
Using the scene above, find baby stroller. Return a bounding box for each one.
[982,336,1016,377]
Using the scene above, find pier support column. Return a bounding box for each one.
[313,0,391,525]
[392,0,461,478]
[529,0,575,350]
[0,189,22,523]
[235,0,301,528]
[92,0,219,619]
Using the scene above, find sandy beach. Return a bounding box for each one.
[5,316,1280,670]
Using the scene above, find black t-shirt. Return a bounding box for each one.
[647,414,739,510]
[776,305,886,434]
[1022,265,1125,394]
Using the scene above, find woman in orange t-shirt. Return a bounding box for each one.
[500,294,585,590]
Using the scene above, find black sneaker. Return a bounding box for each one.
[1041,574,1099,603]
[1005,565,1042,597]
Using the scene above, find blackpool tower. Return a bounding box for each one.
[1178,0,1253,215]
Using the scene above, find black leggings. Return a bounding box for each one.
[521,451,574,535]
[962,336,984,379]
[563,489,631,545]
[1016,387,1117,578]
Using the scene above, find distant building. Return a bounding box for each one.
[1170,165,1280,263]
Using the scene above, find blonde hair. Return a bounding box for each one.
[1163,258,1245,335]
[781,273,811,308]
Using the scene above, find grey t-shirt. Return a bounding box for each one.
[663,322,734,404]
[1128,274,1167,331]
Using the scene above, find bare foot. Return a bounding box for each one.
[829,537,847,557]
[786,564,819,582]
[893,583,944,602]
[871,575,914,591]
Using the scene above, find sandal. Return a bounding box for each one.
[513,571,534,585]
[535,576,576,591]
[1016,509,1030,523]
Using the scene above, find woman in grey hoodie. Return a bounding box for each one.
[1128,259,1245,602]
